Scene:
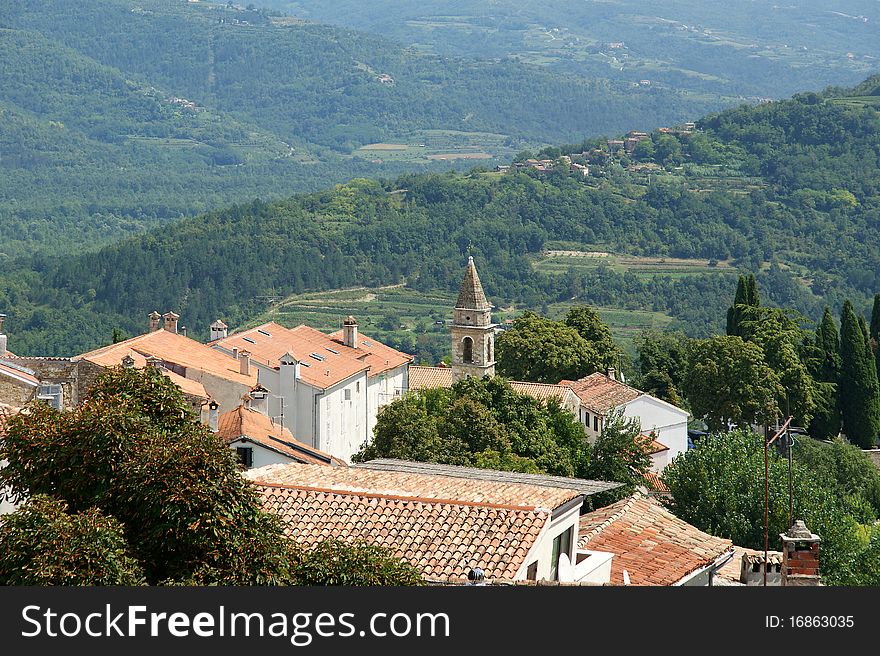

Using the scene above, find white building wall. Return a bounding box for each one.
[366,365,408,441]
[622,396,689,463]
[318,373,368,463]
[515,504,582,581]
[228,439,294,470]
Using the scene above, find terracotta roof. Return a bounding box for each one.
[716,547,783,583]
[509,381,575,405]
[213,322,380,389]
[245,462,582,510]
[577,491,733,586]
[408,365,453,389]
[79,330,254,387]
[0,360,39,386]
[353,459,621,498]
[218,405,344,466]
[327,327,412,378]
[565,372,642,415]
[641,471,670,494]
[638,434,669,454]
[83,349,209,400]
[257,483,549,581]
[455,256,492,311]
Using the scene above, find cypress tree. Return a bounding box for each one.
[871,293,880,380]
[839,300,880,448]
[809,307,841,440]
[726,274,760,339]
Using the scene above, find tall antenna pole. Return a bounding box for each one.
[764,416,793,587]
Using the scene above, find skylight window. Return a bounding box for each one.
[361,340,373,347]
[309,353,326,362]
[326,347,339,354]
[243,337,256,344]
[257,329,272,337]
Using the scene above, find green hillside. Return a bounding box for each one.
[3,76,879,357]
[0,0,733,257]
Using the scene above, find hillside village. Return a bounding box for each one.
[0,257,850,587]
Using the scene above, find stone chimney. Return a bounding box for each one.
[239,350,251,376]
[145,355,163,369]
[208,400,219,433]
[606,367,616,381]
[148,311,161,333]
[342,315,358,349]
[121,354,136,369]
[162,311,180,334]
[210,319,228,341]
[180,326,187,338]
[780,520,821,586]
[0,313,7,357]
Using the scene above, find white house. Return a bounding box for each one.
[565,371,690,471]
[247,459,622,584]
[211,318,410,464]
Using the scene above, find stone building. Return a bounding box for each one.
[450,256,496,383]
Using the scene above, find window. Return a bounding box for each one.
[243,337,256,344]
[526,562,538,581]
[593,415,599,432]
[462,336,473,364]
[37,384,63,410]
[550,527,574,581]
[236,447,254,469]
[257,329,272,337]
[356,381,360,393]
[344,389,351,401]
[584,411,590,426]
[487,338,492,362]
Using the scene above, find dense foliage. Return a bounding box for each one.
[289,540,424,586]
[0,0,722,257]
[354,376,650,504]
[662,430,878,585]
[0,496,145,586]
[0,368,420,585]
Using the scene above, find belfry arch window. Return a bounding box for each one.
[487,338,492,363]
[462,336,474,364]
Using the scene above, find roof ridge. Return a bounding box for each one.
[578,491,644,546]
[254,481,552,513]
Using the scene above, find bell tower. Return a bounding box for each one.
[451,256,496,382]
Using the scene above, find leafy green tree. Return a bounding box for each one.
[290,540,424,586]
[0,496,145,586]
[662,430,865,584]
[725,274,759,338]
[0,367,298,585]
[839,300,880,448]
[809,307,842,439]
[871,293,880,380]
[793,436,880,520]
[354,376,590,478]
[496,312,602,383]
[564,305,619,369]
[683,335,782,431]
[583,409,651,507]
[634,329,691,406]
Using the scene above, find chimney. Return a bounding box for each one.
[121,354,136,369]
[148,311,161,332]
[232,346,239,359]
[342,315,358,349]
[0,313,7,357]
[210,319,229,341]
[180,325,187,338]
[239,350,251,376]
[208,400,219,433]
[606,367,616,381]
[162,311,180,334]
[145,355,163,369]
[279,352,300,390]
[249,384,269,416]
[780,520,821,586]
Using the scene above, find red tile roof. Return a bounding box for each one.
[408,365,453,390]
[641,471,670,494]
[565,372,642,415]
[509,381,577,406]
[217,405,344,466]
[577,492,732,586]
[80,329,255,387]
[256,482,551,582]
[81,348,209,400]
[246,462,581,510]
[214,322,409,389]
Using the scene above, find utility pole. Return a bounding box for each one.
[764,416,793,586]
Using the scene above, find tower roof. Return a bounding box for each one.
[455,256,492,311]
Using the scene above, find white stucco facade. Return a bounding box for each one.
[622,395,689,463]
[228,438,292,470]
[515,503,586,582]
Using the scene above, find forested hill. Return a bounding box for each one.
[0,0,729,258]
[3,76,880,355]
